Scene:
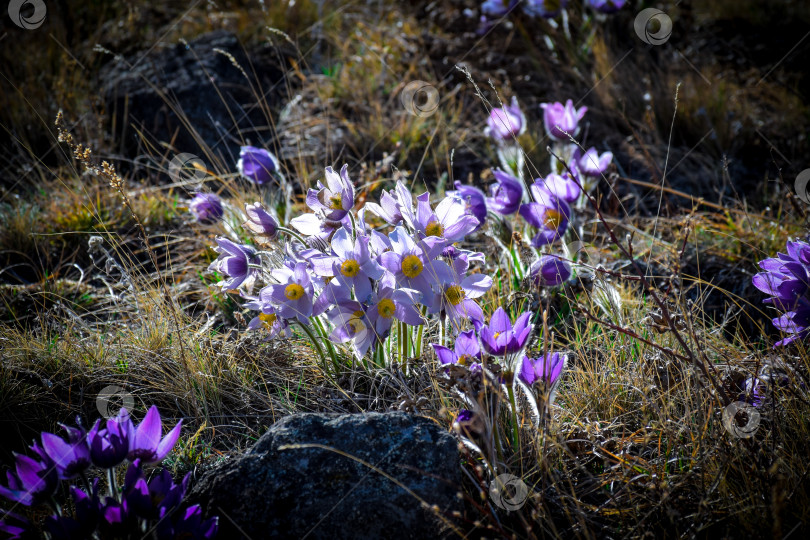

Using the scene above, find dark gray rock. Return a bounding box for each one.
[101,30,282,166]
[188,412,462,539]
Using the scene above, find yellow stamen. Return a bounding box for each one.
[284,283,305,300]
[377,298,396,319]
[544,209,563,230]
[258,313,277,328]
[444,285,465,306]
[341,259,360,278]
[425,221,444,238]
[401,255,423,279]
[457,354,472,366]
[329,193,343,210]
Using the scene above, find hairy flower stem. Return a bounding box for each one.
[297,320,331,373]
[278,226,308,247]
[311,317,340,371]
[107,467,118,499]
[507,381,520,451]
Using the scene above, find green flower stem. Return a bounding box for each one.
[311,317,340,373]
[506,380,521,451]
[297,320,331,372]
[278,226,308,246]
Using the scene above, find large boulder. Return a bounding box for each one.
[100,30,281,167]
[188,412,462,539]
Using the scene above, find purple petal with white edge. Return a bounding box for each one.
[154,420,183,462]
[290,214,324,236]
[331,228,354,259]
[454,330,481,358]
[443,214,480,243]
[458,299,484,322]
[489,307,511,333]
[462,274,493,299]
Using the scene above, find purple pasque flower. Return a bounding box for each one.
[541,99,587,141]
[523,0,568,18]
[429,253,492,326]
[379,226,452,300]
[519,188,570,247]
[752,240,810,346]
[124,461,188,520]
[310,229,384,302]
[447,181,488,232]
[365,272,423,337]
[265,262,315,325]
[208,237,260,291]
[305,164,355,223]
[156,504,218,540]
[40,424,91,480]
[125,405,183,465]
[432,329,482,366]
[415,193,480,243]
[237,145,279,185]
[243,202,279,242]
[364,186,404,226]
[575,147,613,178]
[487,170,524,215]
[518,352,566,387]
[476,307,534,357]
[189,193,224,224]
[0,449,58,506]
[485,97,526,141]
[532,173,580,204]
[588,0,626,14]
[87,409,130,469]
[245,301,291,339]
[530,254,571,286]
[328,299,377,357]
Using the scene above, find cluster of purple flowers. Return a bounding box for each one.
[753,239,810,346]
[207,163,501,358]
[481,95,613,287]
[0,406,217,539]
[431,308,567,442]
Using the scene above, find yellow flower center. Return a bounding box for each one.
[259,313,277,328]
[348,310,366,335]
[341,259,360,277]
[544,209,564,230]
[493,332,501,340]
[444,285,465,306]
[284,283,305,300]
[329,193,343,210]
[425,221,444,237]
[458,354,472,366]
[401,255,423,279]
[377,298,396,319]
